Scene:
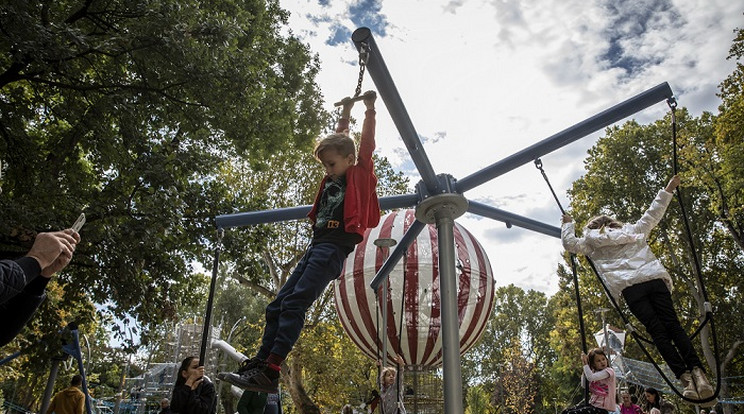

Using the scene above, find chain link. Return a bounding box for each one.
[354,42,369,98]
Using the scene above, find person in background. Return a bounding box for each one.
[619,390,642,414]
[378,354,407,414]
[237,390,282,414]
[643,387,674,414]
[263,392,281,414]
[561,348,616,414]
[159,398,172,414]
[47,374,85,414]
[171,356,216,414]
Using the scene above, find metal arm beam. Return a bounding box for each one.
[215,193,419,229]
[467,201,561,238]
[352,27,439,193]
[457,82,674,193]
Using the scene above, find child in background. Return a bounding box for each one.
[219,91,380,394]
[378,354,407,414]
[561,175,714,404]
[562,348,616,414]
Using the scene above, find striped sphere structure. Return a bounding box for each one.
[333,209,495,368]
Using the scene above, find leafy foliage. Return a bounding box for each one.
[0,0,325,342]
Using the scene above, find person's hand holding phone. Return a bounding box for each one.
[26,229,80,277]
[72,213,86,232]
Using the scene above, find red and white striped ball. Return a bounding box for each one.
[333,209,495,368]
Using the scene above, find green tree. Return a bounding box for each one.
[466,383,494,414]
[462,284,556,413]
[497,338,537,414]
[712,26,744,251]
[0,0,330,406]
[0,0,326,345]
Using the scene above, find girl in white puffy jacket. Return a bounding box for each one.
[561,175,714,405]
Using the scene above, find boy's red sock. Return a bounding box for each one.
[266,353,284,369]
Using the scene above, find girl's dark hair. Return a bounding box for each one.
[175,356,197,387]
[644,387,661,410]
[587,347,607,371]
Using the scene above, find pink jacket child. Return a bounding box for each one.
[562,348,616,414]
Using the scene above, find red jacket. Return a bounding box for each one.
[307,109,380,239]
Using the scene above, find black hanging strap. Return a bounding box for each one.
[199,228,224,365]
[666,98,722,400]
[535,158,588,403]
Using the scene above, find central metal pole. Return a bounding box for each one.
[412,190,468,414]
[435,209,464,414]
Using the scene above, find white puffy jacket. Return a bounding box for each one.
[561,189,674,301]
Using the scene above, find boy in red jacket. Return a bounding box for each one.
[220,91,380,393]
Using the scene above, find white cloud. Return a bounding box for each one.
[279,0,742,294]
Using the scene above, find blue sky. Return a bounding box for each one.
[278,0,742,294]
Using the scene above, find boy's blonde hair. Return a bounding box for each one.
[586,215,623,232]
[313,133,356,160]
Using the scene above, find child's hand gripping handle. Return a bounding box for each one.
[333,90,377,107]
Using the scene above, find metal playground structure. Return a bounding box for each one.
[214,27,678,414]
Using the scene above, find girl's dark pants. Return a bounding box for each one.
[257,242,347,360]
[622,278,702,378]
[561,403,607,414]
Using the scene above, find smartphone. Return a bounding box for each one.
[72,213,86,232]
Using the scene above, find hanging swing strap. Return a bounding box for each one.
[373,286,387,414]
[199,227,224,365]
[374,286,382,367]
[534,158,566,215]
[333,42,371,107]
[535,158,589,403]
[534,159,587,352]
[665,98,722,399]
[667,98,712,309]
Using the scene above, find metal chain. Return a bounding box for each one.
[354,42,369,98]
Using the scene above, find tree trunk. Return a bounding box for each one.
[285,357,321,414]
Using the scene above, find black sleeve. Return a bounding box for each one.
[1,257,41,305]
[171,381,216,414]
[0,270,49,346]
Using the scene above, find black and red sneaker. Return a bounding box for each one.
[218,363,279,394]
